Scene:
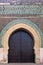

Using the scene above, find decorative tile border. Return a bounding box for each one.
[0,5,43,15]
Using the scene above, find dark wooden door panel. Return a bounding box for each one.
[8,29,35,63]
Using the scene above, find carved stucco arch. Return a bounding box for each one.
[1,19,41,63]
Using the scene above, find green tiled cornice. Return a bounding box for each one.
[0,5,43,15]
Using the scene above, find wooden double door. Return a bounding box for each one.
[8,29,35,63]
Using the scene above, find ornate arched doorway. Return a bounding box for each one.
[1,19,41,63]
[2,23,40,63]
[8,28,35,63]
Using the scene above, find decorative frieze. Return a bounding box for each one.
[0,5,43,15]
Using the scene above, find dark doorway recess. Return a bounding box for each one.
[8,28,35,63]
